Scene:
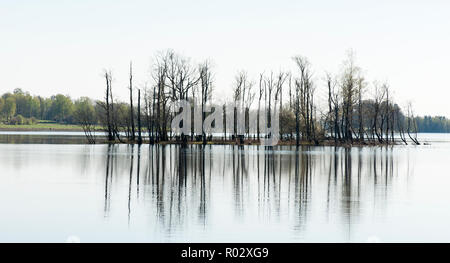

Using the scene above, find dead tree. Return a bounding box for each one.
[260,71,286,142]
[372,82,386,143]
[396,105,407,145]
[326,73,341,143]
[407,102,420,145]
[357,76,365,142]
[293,56,315,142]
[340,51,360,143]
[385,85,390,143]
[244,83,256,140]
[165,51,199,142]
[240,72,255,139]
[274,72,288,140]
[288,76,294,139]
[104,71,114,141]
[108,74,122,142]
[143,85,153,143]
[152,51,169,142]
[326,73,340,142]
[232,71,246,143]
[257,73,264,140]
[129,62,136,141]
[137,88,142,144]
[294,73,301,146]
[199,61,213,144]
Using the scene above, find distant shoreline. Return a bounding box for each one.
[0,123,99,132]
[0,127,85,132]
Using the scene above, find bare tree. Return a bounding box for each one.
[357,75,366,142]
[137,88,142,144]
[166,51,199,101]
[129,62,136,141]
[199,61,214,144]
[152,51,170,141]
[293,56,315,142]
[340,50,361,143]
[260,71,286,141]
[102,70,114,141]
[407,102,420,145]
[372,82,386,143]
[232,71,250,143]
[165,51,199,142]
[326,72,340,143]
[384,84,390,143]
[274,72,288,139]
[257,73,264,140]
[396,105,408,145]
[143,84,153,143]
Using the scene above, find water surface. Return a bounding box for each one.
[0,133,449,242]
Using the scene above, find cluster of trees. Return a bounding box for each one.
[415,116,450,133]
[1,50,431,145]
[0,89,76,124]
[91,50,422,145]
[319,53,420,145]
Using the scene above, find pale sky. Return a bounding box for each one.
[1,0,449,116]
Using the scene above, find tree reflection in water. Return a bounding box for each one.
[102,144,411,240]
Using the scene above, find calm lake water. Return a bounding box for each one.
[0,132,449,242]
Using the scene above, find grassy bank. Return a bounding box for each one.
[0,121,102,132]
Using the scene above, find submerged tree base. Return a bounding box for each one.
[100,138,414,147]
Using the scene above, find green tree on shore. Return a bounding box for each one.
[49,94,73,123]
[3,97,16,122]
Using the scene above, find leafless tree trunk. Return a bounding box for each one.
[357,77,365,142]
[199,61,213,144]
[385,85,390,143]
[257,73,264,141]
[372,82,386,143]
[143,85,153,143]
[274,72,287,140]
[407,102,420,145]
[104,71,114,141]
[293,56,315,142]
[152,51,170,142]
[397,107,407,145]
[165,51,199,143]
[232,71,252,144]
[340,51,361,143]
[137,88,142,144]
[129,62,136,141]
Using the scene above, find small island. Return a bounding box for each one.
[1,52,448,146]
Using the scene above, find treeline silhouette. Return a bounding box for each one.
[0,88,75,124]
[415,116,450,133]
[0,50,440,145]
